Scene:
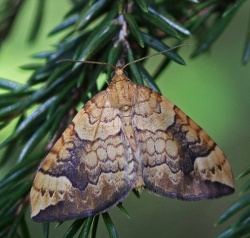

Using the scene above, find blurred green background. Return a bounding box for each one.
[0,1,250,237]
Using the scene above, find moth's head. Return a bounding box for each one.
[114,65,124,76]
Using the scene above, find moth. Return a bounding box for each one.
[30,56,234,222]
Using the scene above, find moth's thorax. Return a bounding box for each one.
[108,74,135,110]
[111,73,127,83]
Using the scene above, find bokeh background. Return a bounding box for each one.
[0,1,249,237]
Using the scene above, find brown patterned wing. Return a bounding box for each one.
[30,90,137,222]
[133,85,234,200]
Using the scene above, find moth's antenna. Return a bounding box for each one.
[122,44,190,70]
[57,59,116,70]
[57,44,189,71]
